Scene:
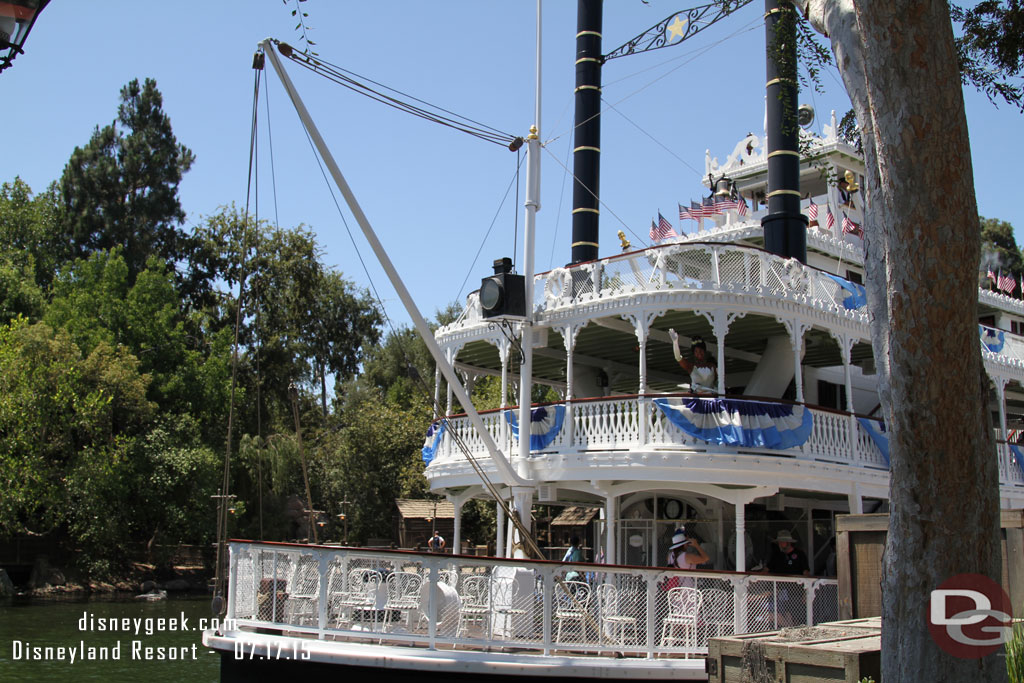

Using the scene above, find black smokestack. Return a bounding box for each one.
[761,0,807,263]
[570,0,602,265]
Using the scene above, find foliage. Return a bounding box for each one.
[281,0,317,55]
[0,178,66,288]
[980,216,1024,284]
[59,78,195,284]
[0,319,153,559]
[1007,620,1024,683]
[951,1,1024,111]
[0,253,44,323]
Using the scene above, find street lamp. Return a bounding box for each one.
[0,0,49,73]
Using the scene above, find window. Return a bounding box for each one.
[817,380,847,411]
[845,270,863,284]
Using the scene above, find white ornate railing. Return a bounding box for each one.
[529,242,866,320]
[224,541,839,658]
[434,396,885,465]
[431,396,1024,488]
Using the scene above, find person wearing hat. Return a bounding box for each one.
[668,329,716,393]
[666,529,709,571]
[766,530,810,576]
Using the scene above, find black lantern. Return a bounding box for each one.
[479,257,525,319]
[0,0,48,73]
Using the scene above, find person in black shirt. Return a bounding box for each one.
[766,530,810,576]
[763,530,810,626]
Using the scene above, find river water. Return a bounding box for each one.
[0,595,221,682]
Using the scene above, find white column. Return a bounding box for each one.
[445,348,454,416]
[559,324,582,449]
[735,503,747,572]
[511,488,534,559]
[605,495,616,565]
[793,330,805,402]
[433,366,441,420]
[996,377,1009,441]
[453,500,463,555]
[496,499,506,557]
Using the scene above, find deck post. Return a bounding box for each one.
[317,549,329,638]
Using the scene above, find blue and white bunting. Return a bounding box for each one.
[856,417,889,467]
[652,397,813,450]
[823,273,867,310]
[1010,444,1024,478]
[421,421,446,465]
[504,405,566,451]
[980,325,1006,353]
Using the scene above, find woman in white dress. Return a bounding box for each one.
[668,329,716,393]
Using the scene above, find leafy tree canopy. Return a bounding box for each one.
[59,78,195,283]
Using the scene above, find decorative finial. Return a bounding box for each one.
[527,125,539,140]
[617,230,631,251]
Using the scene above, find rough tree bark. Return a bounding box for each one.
[800,1,1004,680]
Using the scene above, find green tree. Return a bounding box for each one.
[0,178,66,288]
[980,216,1022,286]
[59,78,195,283]
[0,319,153,563]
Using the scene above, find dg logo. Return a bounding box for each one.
[928,573,1013,658]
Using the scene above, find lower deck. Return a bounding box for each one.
[205,542,840,680]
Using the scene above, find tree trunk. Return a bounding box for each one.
[802,1,1004,680]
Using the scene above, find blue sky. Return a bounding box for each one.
[3,1,1020,331]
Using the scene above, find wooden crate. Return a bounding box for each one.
[706,617,880,683]
[836,511,1024,620]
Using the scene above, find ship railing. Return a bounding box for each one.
[224,541,839,658]
[531,242,866,318]
[997,439,1024,486]
[433,396,889,471]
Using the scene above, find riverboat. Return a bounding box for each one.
[203,2,1024,680]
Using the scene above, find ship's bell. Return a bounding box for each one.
[714,176,734,198]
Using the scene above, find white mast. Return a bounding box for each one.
[260,38,531,490]
[510,0,543,557]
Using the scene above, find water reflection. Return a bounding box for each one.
[0,595,220,682]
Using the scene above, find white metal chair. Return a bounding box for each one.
[659,586,702,656]
[554,580,592,643]
[596,583,638,646]
[331,568,382,630]
[439,569,459,590]
[285,554,320,626]
[383,571,423,632]
[455,574,491,639]
[491,575,529,639]
[701,587,735,638]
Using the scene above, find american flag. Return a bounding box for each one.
[999,270,1017,295]
[679,202,695,221]
[988,269,997,283]
[736,194,748,217]
[703,196,721,216]
[826,205,836,231]
[807,201,819,223]
[842,215,863,237]
[650,212,678,241]
[714,196,738,212]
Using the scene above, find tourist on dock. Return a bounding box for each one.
[667,329,716,393]
[766,530,810,576]
[428,530,446,553]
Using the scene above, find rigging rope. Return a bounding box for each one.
[213,59,265,611]
[284,75,547,559]
[276,41,518,148]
